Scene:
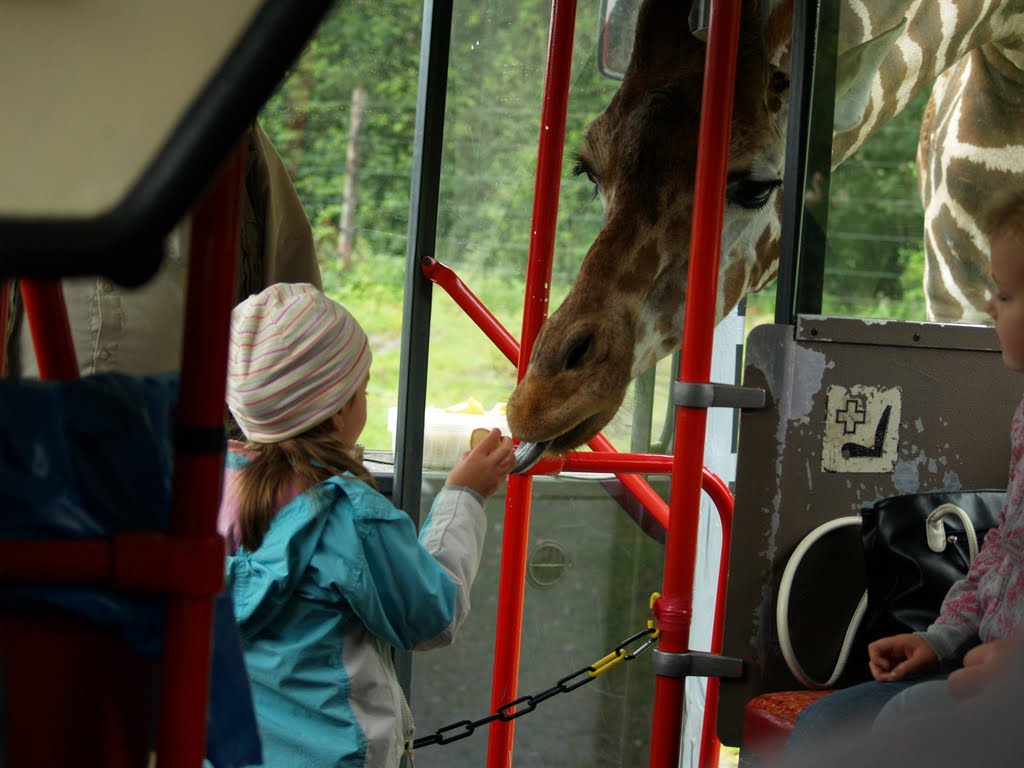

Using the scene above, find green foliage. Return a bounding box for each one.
[322,256,525,450]
[821,90,929,320]
[261,0,425,264]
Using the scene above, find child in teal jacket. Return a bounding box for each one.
[220,282,515,767]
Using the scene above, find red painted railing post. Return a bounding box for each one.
[485,1,577,764]
[156,144,245,768]
[20,280,79,380]
[649,1,743,766]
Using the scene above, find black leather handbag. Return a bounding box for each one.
[778,489,1004,689]
[859,489,1004,640]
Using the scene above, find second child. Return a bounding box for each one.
[785,187,1024,750]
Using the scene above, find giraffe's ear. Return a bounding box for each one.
[833,16,908,133]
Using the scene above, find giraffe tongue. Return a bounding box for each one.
[511,441,550,474]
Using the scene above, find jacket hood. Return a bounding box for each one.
[227,484,337,637]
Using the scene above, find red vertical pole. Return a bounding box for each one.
[0,281,8,377]
[649,1,742,766]
[156,144,244,768]
[486,0,576,765]
[20,280,79,380]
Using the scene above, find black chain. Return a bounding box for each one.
[410,625,658,750]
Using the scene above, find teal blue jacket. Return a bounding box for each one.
[224,465,486,767]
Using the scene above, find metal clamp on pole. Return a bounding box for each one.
[672,382,766,410]
[650,650,744,680]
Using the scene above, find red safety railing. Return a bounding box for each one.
[20,280,79,380]
[0,281,9,377]
[483,1,578,763]
[426,248,736,768]
[424,0,741,763]
[650,1,742,766]
[157,144,245,767]
[424,255,735,531]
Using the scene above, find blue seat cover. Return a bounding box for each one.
[0,372,260,768]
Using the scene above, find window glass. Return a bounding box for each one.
[260,0,639,452]
[745,89,930,328]
[260,0,425,451]
[259,5,672,767]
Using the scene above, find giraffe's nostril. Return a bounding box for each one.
[564,335,593,371]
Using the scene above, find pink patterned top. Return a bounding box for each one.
[921,395,1024,661]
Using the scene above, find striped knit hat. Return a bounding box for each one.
[227,283,372,443]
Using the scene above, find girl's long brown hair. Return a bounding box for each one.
[235,418,377,551]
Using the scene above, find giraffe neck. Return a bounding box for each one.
[731,0,1024,322]
[833,0,1024,164]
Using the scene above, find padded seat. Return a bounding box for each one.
[0,373,258,767]
[741,689,832,758]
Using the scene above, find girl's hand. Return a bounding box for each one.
[947,638,1018,699]
[868,633,939,681]
[445,428,515,499]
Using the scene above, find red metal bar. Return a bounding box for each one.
[0,541,110,582]
[421,244,741,760]
[421,256,520,363]
[427,132,739,766]
[422,12,740,766]
[649,1,743,766]
[156,144,244,768]
[20,279,79,380]
[0,281,8,376]
[0,534,225,595]
[487,0,576,764]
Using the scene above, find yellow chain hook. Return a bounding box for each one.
[649,591,661,639]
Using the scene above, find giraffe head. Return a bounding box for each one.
[506,0,794,456]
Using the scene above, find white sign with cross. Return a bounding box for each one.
[822,384,902,473]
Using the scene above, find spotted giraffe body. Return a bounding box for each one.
[919,43,1024,321]
[506,0,1024,454]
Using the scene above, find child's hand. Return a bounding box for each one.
[868,633,939,681]
[445,428,515,499]
[946,638,1018,699]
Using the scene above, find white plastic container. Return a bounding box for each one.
[388,405,509,470]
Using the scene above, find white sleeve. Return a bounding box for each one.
[414,486,487,650]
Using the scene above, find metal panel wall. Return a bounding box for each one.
[717,318,1022,745]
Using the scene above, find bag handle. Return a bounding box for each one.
[777,516,866,689]
[925,503,979,562]
[777,505,981,690]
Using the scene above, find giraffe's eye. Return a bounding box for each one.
[571,158,599,187]
[728,178,781,211]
